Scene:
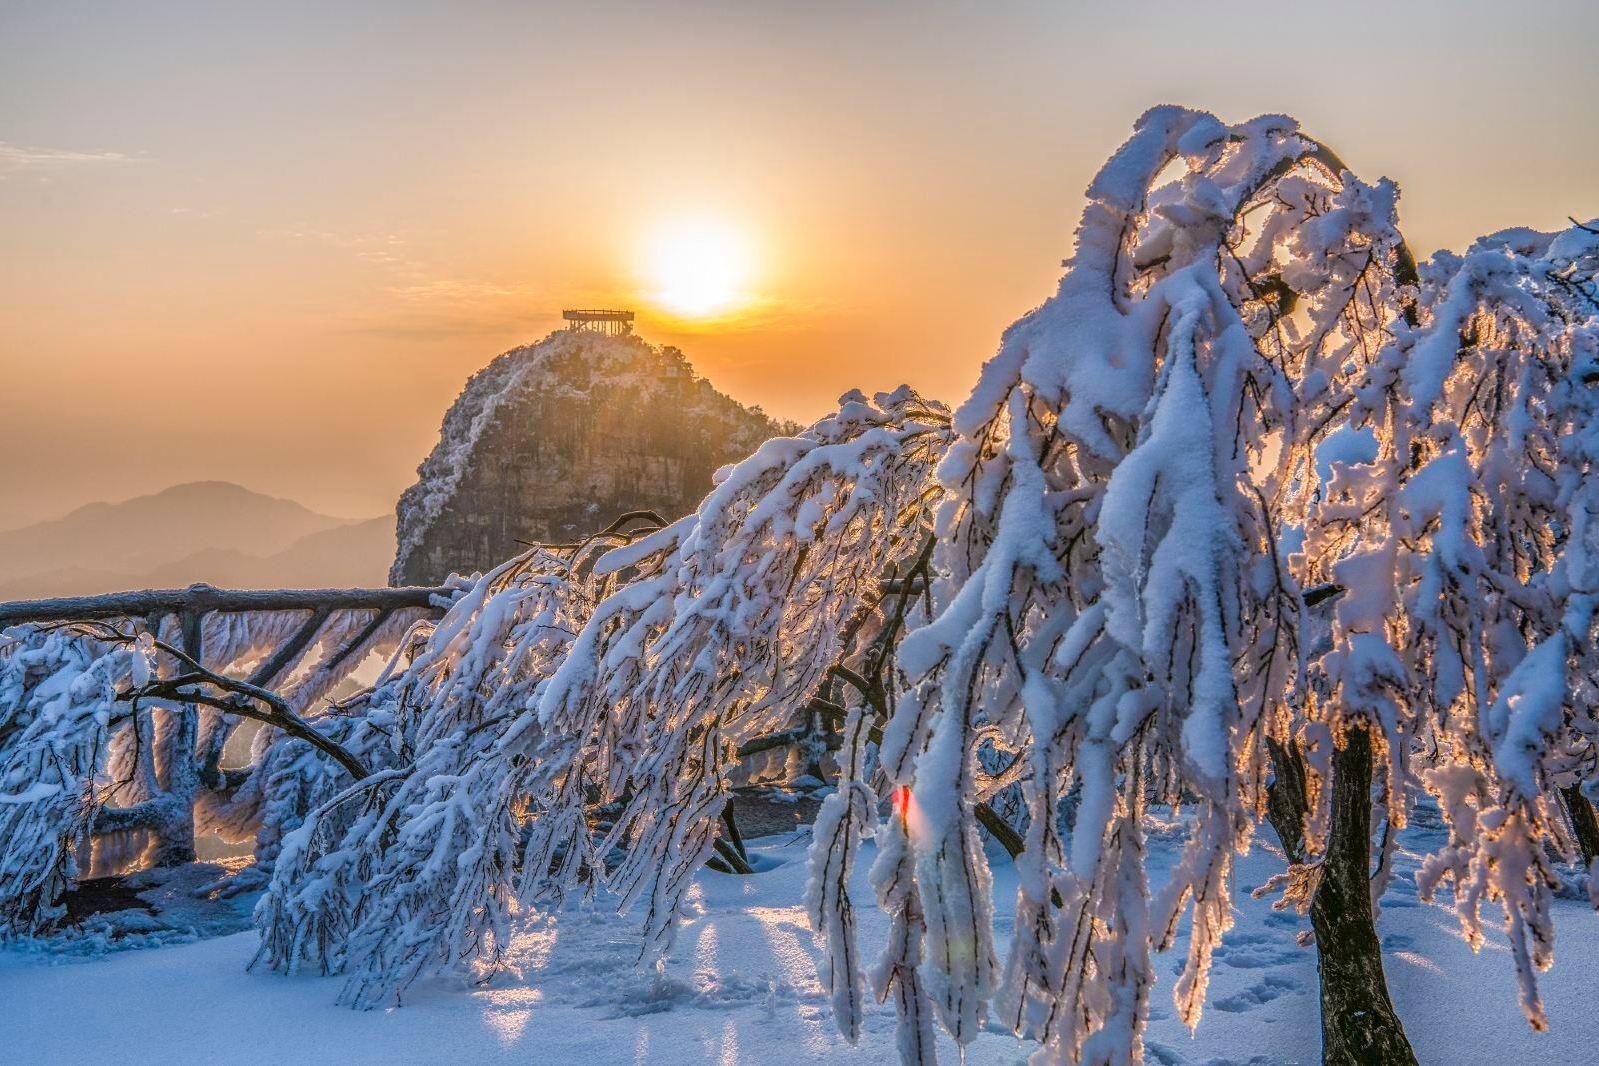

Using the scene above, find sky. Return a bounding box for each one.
[3,0,1596,526]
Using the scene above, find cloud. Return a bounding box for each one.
[348,278,551,338]
[257,224,818,342]
[260,226,423,272]
[258,227,524,335]
[257,225,551,338]
[0,141,136,178]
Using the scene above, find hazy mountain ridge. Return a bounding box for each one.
[0,483,393,599]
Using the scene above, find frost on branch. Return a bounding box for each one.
[526,387,948,960]
[252,546,588,999]
[805,703,878,1043]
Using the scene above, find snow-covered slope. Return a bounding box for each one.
[390,330,787,586]
[3,815,1593,1065]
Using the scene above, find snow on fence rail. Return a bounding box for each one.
[0,582,457,627]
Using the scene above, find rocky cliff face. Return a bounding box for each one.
[391,330,787,586]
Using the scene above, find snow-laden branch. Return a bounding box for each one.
[1348,220,1599,1029]
[252,387,952,1009]
[0,598,431,929]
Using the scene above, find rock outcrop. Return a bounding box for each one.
[391,330,787,585]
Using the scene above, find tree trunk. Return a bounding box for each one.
[149,612,205,867]
[1265,735,1311,864]
[1309,727,1417,1066]
[150,708,199,866]
[1562,783,1599,869]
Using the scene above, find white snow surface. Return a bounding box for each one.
[3,817,1594,1065]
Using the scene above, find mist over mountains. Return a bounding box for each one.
[0,481,393,599]
[3,332,786,600]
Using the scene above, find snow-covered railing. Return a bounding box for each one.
[0,582,455,627]
[0,581,459,931]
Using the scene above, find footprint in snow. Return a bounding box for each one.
[1210,972,1300,1013]
[1207,930,1300,970]
[1146,1042,1280,1066]
[1145,1040,1188,1065]
[1385,873,1420,896]
[1381,932,1415,952]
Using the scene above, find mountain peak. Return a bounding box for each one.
[391,329,788,585]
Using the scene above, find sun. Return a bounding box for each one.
[640,217,754,319]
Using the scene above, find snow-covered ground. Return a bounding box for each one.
[1,816,1594,1065]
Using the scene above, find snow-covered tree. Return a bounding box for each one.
[239,108,1446,1065]
[1326,220,1599,1032]
[254,543,596,1001]
[528,387,948,957]
[854,106,1413,1063]
[251,387,952,1007]
[4,107,1596,1066]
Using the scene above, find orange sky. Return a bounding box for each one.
[3,1,1596,526]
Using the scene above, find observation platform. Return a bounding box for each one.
[562,309,635,335]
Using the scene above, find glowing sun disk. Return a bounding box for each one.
[641,217,754,318]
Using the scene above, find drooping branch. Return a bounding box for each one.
[321,608,393,673]
[60,620,373,783]
[802,696,1026,860]
[130,676,369,782]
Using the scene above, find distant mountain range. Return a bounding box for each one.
[0,481,394,600]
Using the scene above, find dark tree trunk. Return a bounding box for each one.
[1265,735,1311,864]
[1308,727,1417,1066]
[151,709,199,867]
[1562,784,1599,869]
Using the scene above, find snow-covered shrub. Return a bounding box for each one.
[0,627,151,934]
[0,606,421,932]
[529,386,949,962]
[254,546,594,1002]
